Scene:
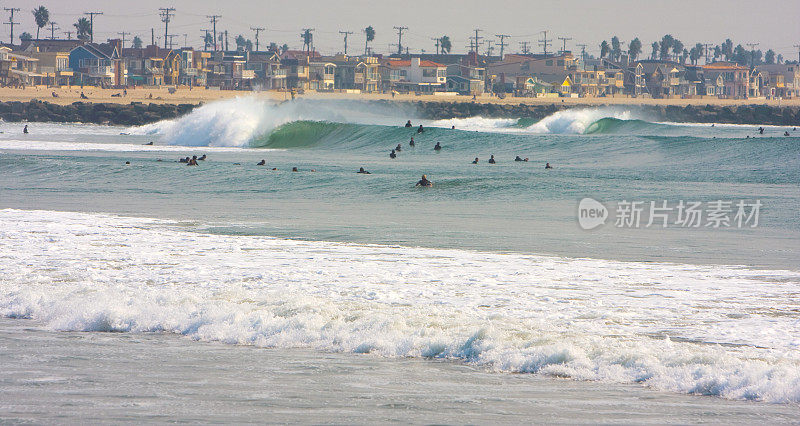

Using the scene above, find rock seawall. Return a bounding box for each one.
[0,99,799,127]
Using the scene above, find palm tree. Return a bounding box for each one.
[600,40,610,59]
[32,6,49,40]
[672,40,684,62]
[610,36,621,61]
[74,18,91,41]
[132,35,143,49]
[764,49,775,65]
[19,32,33,42]
[689,43,703,65]
[659,35,674,60]
[280,44,289,54]
[651,42,659,60]
[363,26,375,56]
[721,39,733,61]
[628,38,642,61]
[440,35,452,54]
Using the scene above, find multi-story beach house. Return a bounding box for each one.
[701,62,749,98]
[69,40,126,87]
[122,45,166,86]
[384,57,446,93]
[246,51,286,90]
[755,64,800,98]
[0,46,42,86]
[445,53,486,95]
[487,52,577,96]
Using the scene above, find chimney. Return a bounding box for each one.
[412,57,420,67]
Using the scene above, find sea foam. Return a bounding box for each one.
[1,208,799,403]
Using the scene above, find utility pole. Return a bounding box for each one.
[301,28,314,53]
[795,45,800,63]
[207,15,221,51]
[470,28,482,53]
[485,40,493,57]
[519,41,530,55]
[159,8,176,50]
[576,43,587,70]
[431,37,440,55]
[703,43,713,64]
[64,31,73,40]
[183,34,188,48]
[4,8,20,44]
[558,36,572,55]
[393,26,407,55]
[746,42,759,69]
[167,34,177,50]
[49,22,60,40]
[151,28,155,46]
[84,11,103,43]
[338,30,353,55]
[224,30,228,52]
[252,27,265,52]
[495,34,510,60]
[539,30,552,56]
[117,31,129,48]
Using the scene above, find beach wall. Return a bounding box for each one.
[1,99,799,126]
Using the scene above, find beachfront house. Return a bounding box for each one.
[701,62,749,98]
[329,55,380,92]
[0,46,42,86]
[755,64,800,98]
[122,45,166,86]
[69,40,126,87]
[487,53,577,96]
[246,51,286,90]
[385,57,446,93]
[446,63,485,95]
[309,60,336,90]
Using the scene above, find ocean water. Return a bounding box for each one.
[1,97,799,420]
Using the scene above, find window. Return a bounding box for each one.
[423,69,436,77]
[546,60,553,66]
[557,60,564,66]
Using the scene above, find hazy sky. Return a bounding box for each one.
[12,0,800,59]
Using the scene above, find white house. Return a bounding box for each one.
[386,57,446,92]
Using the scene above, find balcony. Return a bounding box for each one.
[87,66,113,77]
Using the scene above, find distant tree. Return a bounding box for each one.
[364,26,375,56]
[721,39,733,61]
[132,35,143,49]
[439,35,452,54]
[600,40,610,59]
[777,54,783,64]
[713,45,721,61]
[628,38,642,61]
[681,48,689,64]
[280,43,289,54]
[689,45,702,65]
[610,36,621,61]
[659,34,674,60]
[246,40,253,52]
[203,33,213,50]
[300,29,313,52]
[751,49,762,66]
[32,6,49,40]
[672,39,684,62]
[236,34,247,50]
[74,17,91,41]
[732,44,748,66]
[765,49,775,64]
[650,41,659,60]
[268,42,278,52]
[19,32,33,42]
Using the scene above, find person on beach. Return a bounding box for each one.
[417,124,424,133]
[416,174,433,187]
[405,120,412,128]
[472,157,479,164]
[390,149,397,159]
[357,167,371,174]
[23,125,28,134]
[545,162,553,169]
[409,137,415,147]
[433,142,441,151]
[488,155,496,164]
[257,159,266,166]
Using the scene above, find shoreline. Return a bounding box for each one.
[0,86,799,126]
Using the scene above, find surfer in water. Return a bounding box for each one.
[417,124,424,133]
[433,142,441,151]
[395,143,402,152]
[545,162,553,169]
[357,167,371,174]
[390,149,397,159]
[23,125,28,134]
[472,157,479,164]
[405,120,412,128]
[144,141,154,145]
[257,159,266,166]
[758,127,765,135]
[416,174,433,187]
[409,137,415,147]
[198,155,206,161]
[488,155,496,164]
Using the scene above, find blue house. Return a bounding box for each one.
[69,40,125,87]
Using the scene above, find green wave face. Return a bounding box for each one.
[584,117,660,135]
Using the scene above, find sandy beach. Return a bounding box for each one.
[2,85,800,107]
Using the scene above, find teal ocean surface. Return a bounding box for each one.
[1,98,799,417]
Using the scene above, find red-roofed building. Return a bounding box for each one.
[384,57,446,92]
[702,62,749,98]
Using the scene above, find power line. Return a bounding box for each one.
[207,15,221,51]
[64,31,73,40]
[703,43,713,64]
[470,28,482,53]
[252,26,265,51]
[576,43,587,70]
[338,30,353,55]
[166,34,178,50]
[201,29,210,50]
[795,44,800,63]
[495,34,510,60]
[539,30,552,56]
[519,41,530,54]
[393,26,408,55]
[159,8,176,49]
[4,8,20,44]
[84,11,103,43]
[430,37,440,55]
